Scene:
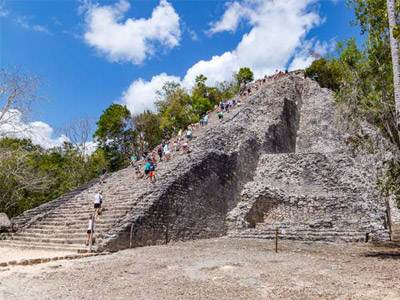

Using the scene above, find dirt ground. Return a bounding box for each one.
[0,246,75,265]
[0,238,399,300]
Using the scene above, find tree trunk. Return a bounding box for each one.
[387,0,400,130]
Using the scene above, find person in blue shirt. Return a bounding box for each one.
[144,158,156,183]
[144,158,151,177]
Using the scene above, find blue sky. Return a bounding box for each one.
[0,0,361,148]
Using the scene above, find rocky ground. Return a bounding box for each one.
[1,238,400,300]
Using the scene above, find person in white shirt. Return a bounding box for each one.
[94,191,103,218]
[163,143,171,161]
[86,214,94,246]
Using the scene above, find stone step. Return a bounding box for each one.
[21,227,110,235]
[19,227,111,236]
[22,227,111,234]
[56,203,137,211]
[17,224,113,234]
[43,209,144,220]
[34,218,117,225]
[23,222,112,229]
[46,207,135,216]
[56,204,136,210]
[12,230,108,239]
[10,235,93,245]
[43,212,129,221]
[0,240,89,252]
[25,220,112,227]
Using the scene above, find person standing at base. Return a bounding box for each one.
[85,214,94,246]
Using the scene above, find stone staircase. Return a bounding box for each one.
[2,167,158,252]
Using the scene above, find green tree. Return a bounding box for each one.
[343,0,400,146]
[304,57,342,91]
[216,80,239,101]
[191,75,214,116]
[235,67,254,86]
[0,137,107,217]
[192,75,208,99]
[133,110,163,151]
[94,104,134,171]
[0,138,45,216]
[156,82,196,134]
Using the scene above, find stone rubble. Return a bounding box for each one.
[0,213,11,232]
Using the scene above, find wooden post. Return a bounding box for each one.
[129,223,134,248]
[275,227,278,253]
[165,223,169,245]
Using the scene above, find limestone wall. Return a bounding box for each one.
[227,76,391,242]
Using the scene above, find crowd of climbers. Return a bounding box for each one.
[240,69,289,97]
[85,69,292,246]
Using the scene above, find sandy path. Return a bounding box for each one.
[1,238,400,300]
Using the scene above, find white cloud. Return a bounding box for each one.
[183,52,239,87]
[208,2,246,35]
[0,110,68,149]
[83,0,181,64]
[187,28,199,41]
[31,24,51,34]
[120,0,327,114]
[289,39,336,71]
[84,141,98,156]
[11,15,52,34]
[0,3,9,17]
[122,73,181,114]
[288,53,315,71]
[184,0,321,86]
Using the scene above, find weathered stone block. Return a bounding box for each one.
[0,213,11,232]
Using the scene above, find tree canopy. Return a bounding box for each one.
[94,104,135,171]
[235,67,254,86]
